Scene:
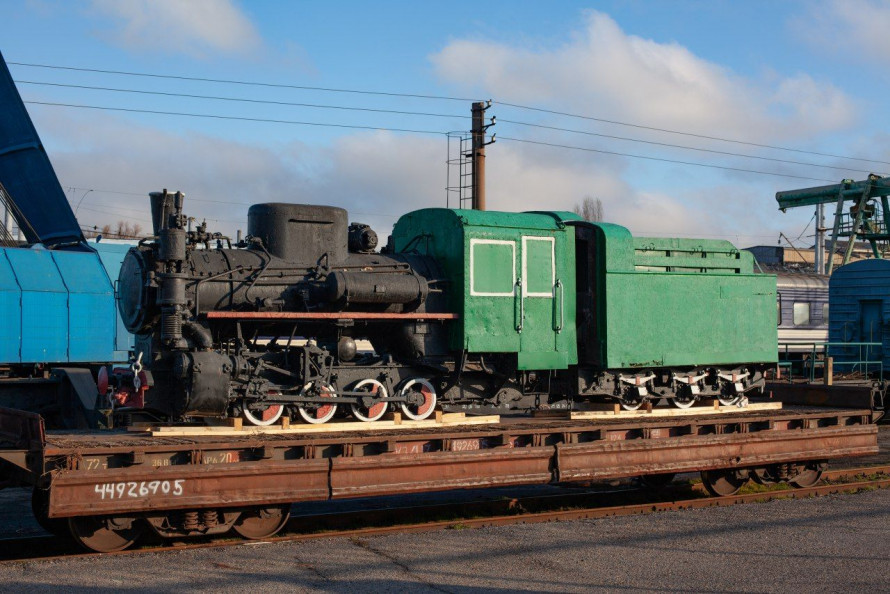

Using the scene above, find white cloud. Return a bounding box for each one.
[90,0,262,58]
[794,0,890,64]
[432,10,857,142]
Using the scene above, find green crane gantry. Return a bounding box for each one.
[776,173,890,274]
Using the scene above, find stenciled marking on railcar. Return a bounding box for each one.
[93,479,185,500]
[394,441,430,455]
[201,451,240,464]
[449,438,481,451]
[83,458,107,470]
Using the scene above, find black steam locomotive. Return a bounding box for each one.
[110,190,451,425]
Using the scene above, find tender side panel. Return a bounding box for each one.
[605,272,777,368]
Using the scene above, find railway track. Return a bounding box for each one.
[2,464,888,564]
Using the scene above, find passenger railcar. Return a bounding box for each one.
[107,192,777,424]
[776,272,829,353]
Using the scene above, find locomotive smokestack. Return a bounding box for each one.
[149,189,184,236]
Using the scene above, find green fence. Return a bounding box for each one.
[777,341,882,383]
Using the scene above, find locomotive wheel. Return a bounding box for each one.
[700,469,749,497]
[296,382,338,424]
[243,404,285,426]
[68,515,143,552]
[398,378,437,420]
[349,379,389,422]
[232,505,290,540]
[790,463,825,488]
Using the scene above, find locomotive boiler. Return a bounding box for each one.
[111,190,449,425]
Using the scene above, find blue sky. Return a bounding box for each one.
[2,0,889,247]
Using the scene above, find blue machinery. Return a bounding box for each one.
[0,51,132,426]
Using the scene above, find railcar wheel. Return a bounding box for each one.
[398,378,437,420]
[619,396,644,411]
[243,404,285,426]
[232,505,290,540]
[68,515,143,552]
[296,382,338,424]
[701,469,748,497]
[31,487,68,537]
[639,473,676,489]
[717,395,742,406]
[349,379,389,422]
[671,395,697,409]
[790,463,825,488]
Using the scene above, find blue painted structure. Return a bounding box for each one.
[828,259,890,370]
[0,243,130,366]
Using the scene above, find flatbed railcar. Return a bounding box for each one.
[0,401,878,552]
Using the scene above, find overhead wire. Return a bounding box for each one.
[15,80,469,120]
[8,61,476,102]
[23,101,448,135]
[495,100,890,167]
[498,119,884,176]
[12,59,886,167]
[17,80,876,176]
[496,136,838,184]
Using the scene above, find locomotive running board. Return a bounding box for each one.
[206,312,460,320]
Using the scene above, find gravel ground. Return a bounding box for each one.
[0,487,888,593]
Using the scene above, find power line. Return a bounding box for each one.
[496,101,890,167]
[9,61,477,102]
[498,136,837,184]
[13,59,887,168]
[64,186,403,220]
[499,119,884,176]
[24,100,447,135]
[16,80,469,120]
[21,79,874,175]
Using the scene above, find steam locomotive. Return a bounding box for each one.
[107,190,777,425]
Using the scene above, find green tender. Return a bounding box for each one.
[585,224,777,369]
[392,209,777,373]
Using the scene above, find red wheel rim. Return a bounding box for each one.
[416,385,435,416]
[315,386,334,419]
[259,405,283,422]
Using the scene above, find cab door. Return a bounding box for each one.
[518,235,566,369]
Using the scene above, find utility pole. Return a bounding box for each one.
[471,101,495,210]
[815,203,826,275]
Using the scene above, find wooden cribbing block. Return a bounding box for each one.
[137,412,501,436]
